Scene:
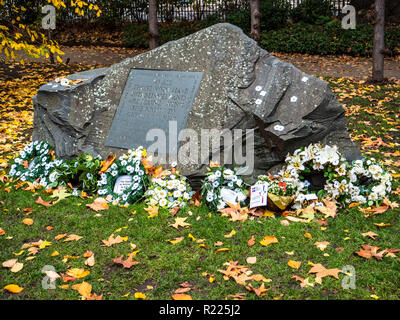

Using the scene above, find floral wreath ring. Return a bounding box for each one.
[9,141,53,182]
[280,143,349,207]
[97,156,148,205]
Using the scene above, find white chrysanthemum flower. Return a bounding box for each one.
[217,200,226,210]
[158,190,167,198]
[237,192,247,202]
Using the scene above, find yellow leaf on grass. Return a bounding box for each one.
[172,293,192,300]
[288,260,301,270]
[135,292,147,299]
[304,232,312,239]
[260,235,278,246]
[224,229,236,238]
[144,205,159,218]
[4,284,24,293]
[72,282,92,298]
[168,237,184,245]
[66,268,90,279]
[22,218,33,226]
[215,248,230,253]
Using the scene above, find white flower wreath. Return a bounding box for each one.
[9,141,56,183]
[97,147,148,206]
[201,166,248,210]
[326,157,392,206]
[279,143,349,209]
[279,143,392,208]
[144,168,192,209]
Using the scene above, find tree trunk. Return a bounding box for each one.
[249,0,261,43]
[48,30,55,64]
[148,0,159,50]
[372,0,385,82]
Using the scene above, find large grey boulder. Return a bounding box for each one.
[32,23,361,185]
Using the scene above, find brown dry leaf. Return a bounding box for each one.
[10,262,23,273]
[214,241,224,247]
[189,189,202,208]
[247,235,255,247]
[85,255,95,267]
[308,263,342,279]
[246,256,257,264]
[355,244,389,260]
[169,217,190,229]
[292,275,314,288]
[169,207,180,216]
[219,202,249,222]
[226,293,246,300]
[101,234,127,247]
[86,197,109,212]
[63,234,83,242]
[36,196,52,207]
[174,287,191,294]
[83,250,94,258]
[99,155,116,173]
[112,254,139,269]
[280,220,290,226]
[362,231,379,240]
[315,199,337,218]
[2,259,18,268]
[246,282,268,297]
[314,241,330,251]
[54,233,68,240]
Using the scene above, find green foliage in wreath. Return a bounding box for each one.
[55,153,102,194]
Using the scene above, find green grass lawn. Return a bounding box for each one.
[0,63,399,300]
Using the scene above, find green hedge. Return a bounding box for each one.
[122,19,400,58]
[260,22,400,57]
[122,18,219,48]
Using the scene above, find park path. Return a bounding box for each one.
[3,45,400,80]
[58,46,399,80]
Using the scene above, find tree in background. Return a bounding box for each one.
[148,0,159,49]
[0,0,101,63]
[372,0,385,82]
[249,0,261,43]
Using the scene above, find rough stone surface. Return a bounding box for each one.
[33,23,361,185]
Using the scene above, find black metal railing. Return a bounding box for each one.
[0,0,351,23]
